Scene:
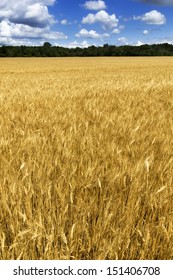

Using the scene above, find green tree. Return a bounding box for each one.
[43,42,52,48]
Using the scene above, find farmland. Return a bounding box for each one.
[0,57,173,259]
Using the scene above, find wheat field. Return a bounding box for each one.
[0,57,173,260]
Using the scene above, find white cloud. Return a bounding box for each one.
[0,37,36,46]
[112,28,121,34]
[75,28,109,39]
[61,19,68,25]
[0,20,67,44]
[134,10,166,25]
[0,0,69,45]
[112,25,125,34]
[132,37,173,46]
[82,10,119,29]
[24,3,55,27]
[117,37,128,45]
[68,40,90,48]
[0,1,56,28]
[143,29,150,35]
[140,0,173,5]
[59,40,91,48]
[151,37,173,44]
[136,40,144,46]
[76,28,99,38]
[83,0,107,10]
[102,33,110,38]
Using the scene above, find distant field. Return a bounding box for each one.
[0,57,173,260]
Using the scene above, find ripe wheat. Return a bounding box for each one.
[0,57,173,259]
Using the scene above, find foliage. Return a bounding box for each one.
[1,43,173,57]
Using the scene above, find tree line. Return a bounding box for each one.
[1,42,173,57]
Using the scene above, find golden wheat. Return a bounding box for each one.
[0,57,173,260]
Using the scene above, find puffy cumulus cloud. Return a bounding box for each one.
[152,37,173,44]
[42,0,56,4]
[21,3,55,27]
[0,20,67,45]
[60,19,76,25]
[75,28,109,39]
[83,0,107,10]
[0,0,55,28]
[0,0,56,9]
[0,0,69,45]
[139,0,173,5]
[68,40,90,48]
[112,28,121,34]
[0,37,35,46]
[112,25,125,34]
[75,29,100,39]
[76,29,99,38]
[117,37,128,45]
[133,37,173,45]
[135,40,144,46]
[143,29,150,35]
[134,10,166,25]
[61,19,68,25]
[82,10,119,29]
[59,40,91,48]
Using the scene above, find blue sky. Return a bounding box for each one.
[0,0,173,47]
